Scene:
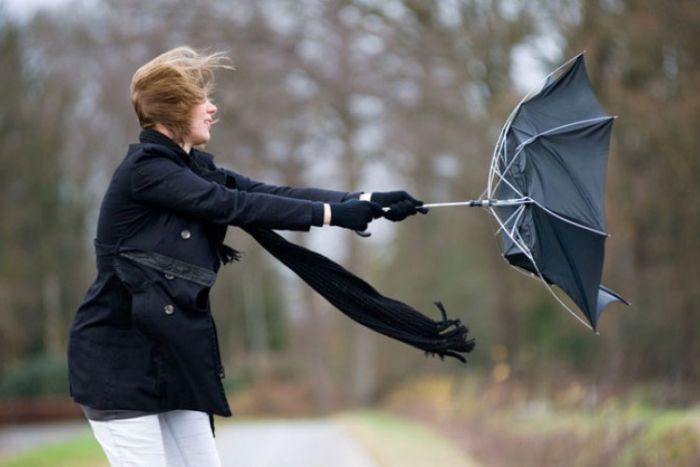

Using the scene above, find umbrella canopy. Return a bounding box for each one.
[485,53,628,330]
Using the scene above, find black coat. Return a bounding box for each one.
[67,129,351,417]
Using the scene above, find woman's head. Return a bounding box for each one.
[130,46,232,147]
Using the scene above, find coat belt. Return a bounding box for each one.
[94,240,216,287]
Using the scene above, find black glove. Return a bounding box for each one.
[371,190,422,207]
[330,200,383,231]
[381,200,429,222]
[371,190,429,222]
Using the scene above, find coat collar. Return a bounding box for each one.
[139,128,220,180]
[139,128,191,161]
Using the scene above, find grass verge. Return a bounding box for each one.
[0,433,106,467]
[384,374,700,467]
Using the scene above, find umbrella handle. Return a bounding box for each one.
[423,198,531,208]
[422,200,483,208]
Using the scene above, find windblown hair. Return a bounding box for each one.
[130,46,232,144]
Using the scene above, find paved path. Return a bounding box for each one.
[216,419,378,467]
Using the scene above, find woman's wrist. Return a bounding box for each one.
[324,193,371,225]
[323,203,332,225]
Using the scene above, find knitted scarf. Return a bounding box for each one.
[244,226,475,362]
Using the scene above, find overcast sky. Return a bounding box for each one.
[2,0,69,20]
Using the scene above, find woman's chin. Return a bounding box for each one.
[190,134,211,147]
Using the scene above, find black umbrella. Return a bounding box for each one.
[425,53,628,330]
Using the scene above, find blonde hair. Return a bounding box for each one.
[130,46,232,144]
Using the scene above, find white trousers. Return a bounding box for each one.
[87,410,222,467]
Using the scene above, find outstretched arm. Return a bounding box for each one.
[223,169,359,204]
[131,148,324,230]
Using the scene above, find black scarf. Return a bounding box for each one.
[245,226,475,362]
[140,129,475,362]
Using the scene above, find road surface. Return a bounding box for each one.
[216,419,377,467]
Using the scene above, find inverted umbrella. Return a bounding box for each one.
[425,53,628,330]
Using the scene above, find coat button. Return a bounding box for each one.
[164,304,175,315]
[164,273,175,280]
[180,229,192,240]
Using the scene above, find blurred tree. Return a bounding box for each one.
[0,18,87,372]
[0,22,26,371]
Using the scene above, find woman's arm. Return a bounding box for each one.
[130,148,324,230]
[223,169,360,204]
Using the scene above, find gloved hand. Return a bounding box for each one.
[370,190,429,222]
[370,190,421,207]
[383,199,430,221]
[330,200,383,231]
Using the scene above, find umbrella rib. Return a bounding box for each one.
[491,157,528,200]
[504,223,594,331]
[509,205,528,239]
[503,254,594,331]
[514,227,534,261]
[486,206,533,263]
[538,143,607,233]
[488,114,516,195]
[496,203,528,241]
[516,116,613,151]
[530,200,608,237]
[490,130,537,200]
[489,158,510,195]
[494,203,526,235]
[521,261,594,331]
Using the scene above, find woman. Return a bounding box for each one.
[67,46,424,466]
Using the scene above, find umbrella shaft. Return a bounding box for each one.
[424,199,528,208]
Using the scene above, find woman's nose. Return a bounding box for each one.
[208,101,217,115]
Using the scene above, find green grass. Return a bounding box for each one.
[337,410,481,467]
[0,433,106,467]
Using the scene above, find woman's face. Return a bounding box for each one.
[186,98,218,147]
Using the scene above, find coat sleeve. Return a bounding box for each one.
[225,170,359,203]
[130,148,323,230]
